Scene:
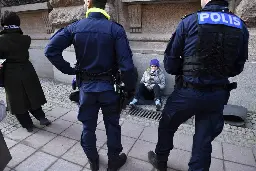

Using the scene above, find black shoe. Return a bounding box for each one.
[40,118,51,126]
[107,153,127,171]
[88,158,99,171]
[156,104,161,111]
[148,151,167,171]
[26,127,33,132]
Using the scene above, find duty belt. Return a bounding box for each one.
[80,72,113,82]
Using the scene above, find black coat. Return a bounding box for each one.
[0,130,12,170]
[0,28,46,114]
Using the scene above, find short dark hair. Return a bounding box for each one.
[92,0,107,9]
[1,11,20,27]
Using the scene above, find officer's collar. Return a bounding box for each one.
[203,0,229,11]
[86,7,110,20]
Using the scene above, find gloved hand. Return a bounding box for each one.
[148,84,155,90]
[72,78,77,90]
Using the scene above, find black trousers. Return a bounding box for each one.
[15,107,45,128]
[135,83,161,100]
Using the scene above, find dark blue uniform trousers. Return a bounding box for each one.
[155,88,229,171]
[78,90,123,160]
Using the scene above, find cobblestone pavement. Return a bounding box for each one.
[0,78,256,171]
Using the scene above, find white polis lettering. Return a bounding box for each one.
[233,17,241,26]
[211,13,221,22]
[221,14,228,23]
[228,15,233,24]
[200,13,209,22]
[198,12,242,29]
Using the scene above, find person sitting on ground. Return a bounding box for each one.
[129,59,166,110]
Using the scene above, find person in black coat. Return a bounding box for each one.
[0,11,51,132]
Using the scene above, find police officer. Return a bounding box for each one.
[44,0,136,170]
[148,0,249,171]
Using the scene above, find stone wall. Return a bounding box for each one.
[49,6,84,28]
[19,11,52,35]
[49,0,84,7]
[236,0,256,27]
[120,2,200,34]
[144,3,199,33]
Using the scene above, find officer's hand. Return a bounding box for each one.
[0,64,2,69]
[149,84,155,89]
[72,78,77,90]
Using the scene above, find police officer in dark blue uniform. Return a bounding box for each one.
[44,0,136,170]
[148,0,249,171]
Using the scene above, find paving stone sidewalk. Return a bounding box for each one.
[2,106,256,171]
[0,78,256,171]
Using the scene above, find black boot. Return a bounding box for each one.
[26,127,34,132]
[148,151,167,171]
[29,107,51,126]
[88,158,99,171]
[40,118,51,126]
[25,124,36,132]
[107,153,127,171]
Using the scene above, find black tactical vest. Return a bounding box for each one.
[183,10,244,78]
